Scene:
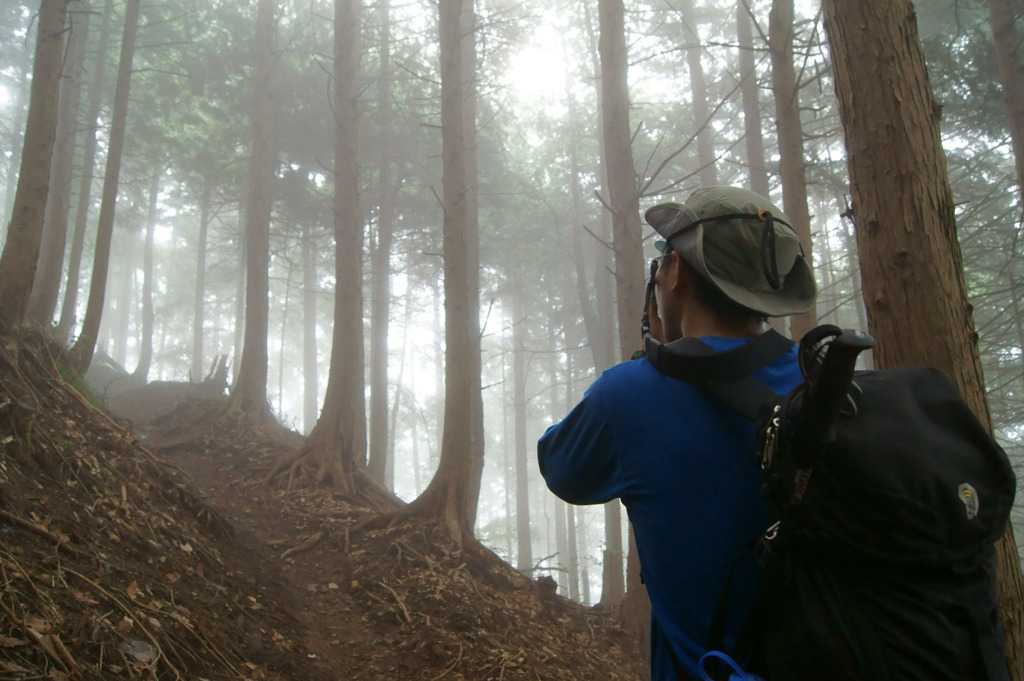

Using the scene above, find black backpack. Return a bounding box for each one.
[646,325,1016,681]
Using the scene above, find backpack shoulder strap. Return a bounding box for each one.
[646,330,794,420]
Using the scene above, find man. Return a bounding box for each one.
[538,186,817,681]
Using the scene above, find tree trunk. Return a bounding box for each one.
[598,0,644,363]
[566,503,581,601]
[461,0,485,533]
[513,289,532,572]
[555,499,569,595]
[302,220,318,434]
[290,0,365,487]
[3,27,33,230]
[400,0,475,545]
[600,502,625,608]
[192,182,212,380]
[737,0,770,198]
[67,0,140,371]
[822,2,1024,675]
[986,0,1024,212]
[583,0,619,368]
[28,4,87,327]
[597,0,642,617]
[59,0,113,342]
[229,0,276,417]
[132,173,158,381]
[679,0,717,186]
[107,235,134,366]
[368,0,394,484]
[0,0,66,331]
[232,204,247,380]
[769,0,816,340]
[275,261,293,417]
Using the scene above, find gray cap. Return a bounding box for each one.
[644,186,817,317]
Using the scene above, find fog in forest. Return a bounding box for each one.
[0,0,1021,615]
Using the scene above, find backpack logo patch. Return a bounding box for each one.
[959,483,979,520]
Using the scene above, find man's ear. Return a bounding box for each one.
[670,253,691,292]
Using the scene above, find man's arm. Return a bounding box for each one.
[537,378,627,505]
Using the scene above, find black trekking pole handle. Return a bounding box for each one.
[803,329,875,445]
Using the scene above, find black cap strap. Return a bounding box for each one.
[758,210,782,291]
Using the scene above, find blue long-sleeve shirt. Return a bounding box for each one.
[538,337,802,681]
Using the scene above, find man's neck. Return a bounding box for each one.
[681,306,764,340]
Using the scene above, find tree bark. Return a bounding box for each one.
[566,503,581,601]
[0,0,67,331]
[285,0,365,487]
[822,2,1024,675]
[192,182,212,381]
[400,0,476,545]
[59,0,113,341]
[769,0,816,339]
[302,220,318,434]
[737,0,770,198]
[28,3,87,327]
[555,499,568,595]
[598,0,644,364]
[132,173,158,381]
[986,0,1024,213]
[600,501,625,608]
[228,0,276,417]
[367,0,395,486]
[597,0,642,617]
[461,0,486,533]
[513,289,532,572]
[67,0,140,371]
[3,24,33,230]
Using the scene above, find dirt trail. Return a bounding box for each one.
[0,333,646,680]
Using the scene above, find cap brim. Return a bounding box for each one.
[676,223,817,317]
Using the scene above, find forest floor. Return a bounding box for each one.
[0,331,647,681]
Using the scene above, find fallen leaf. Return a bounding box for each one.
[25,617,49,633]
[126,581,138,600]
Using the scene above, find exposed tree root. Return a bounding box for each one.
[280,531,324,559]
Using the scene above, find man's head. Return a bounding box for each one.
[644,186,816,324]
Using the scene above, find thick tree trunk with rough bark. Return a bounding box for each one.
[769,0,816,339]
[287,0,365,487]
[823,2,1024,676]
[67,0,139,371]
[401,0,476,544]
[598,0,644,364]
[597,0,645,626]
[28,4,87,327]
[986,0,1024,210]
[229,0,275,417]
[460,1,485,532]
[0,0,66,331]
